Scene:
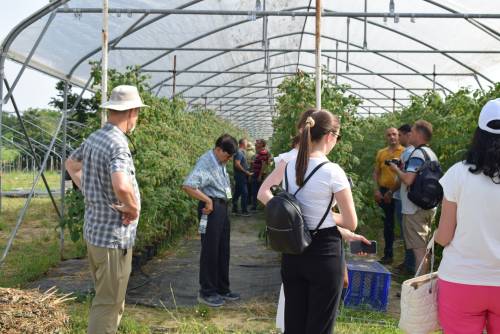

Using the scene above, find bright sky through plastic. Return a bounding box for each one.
[0,1,57,111]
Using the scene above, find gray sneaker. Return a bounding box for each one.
[197,294,224,307]
[220,291,240,301]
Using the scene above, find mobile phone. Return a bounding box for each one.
[350,240,377,254]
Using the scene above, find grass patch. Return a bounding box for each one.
[65,298,402,334]
[0,198,85,287]
[1,171,61,191]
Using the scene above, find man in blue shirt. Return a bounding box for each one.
[183,134,240,307]
[232,138,253,216]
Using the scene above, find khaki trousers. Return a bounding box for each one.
[87,243,132,334]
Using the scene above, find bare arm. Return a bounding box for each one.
[373,162,383,202]
[257,160,287,205]
[334,187,358,231]
[111,172,139,225]
[390,163,417,186]
[234,159,251,176]
[182,185,214,215]
[336,223,370,244]
[435,198,457,247]
[65,158,82,189]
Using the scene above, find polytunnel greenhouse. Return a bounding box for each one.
[0,1,499,333]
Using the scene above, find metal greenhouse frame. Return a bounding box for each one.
[0,0,499,264]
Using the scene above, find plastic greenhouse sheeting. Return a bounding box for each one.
[2,0,500,137]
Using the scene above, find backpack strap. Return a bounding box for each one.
[408,145,430,163]
[285,160,334,234]
[293,161,330,196]
[311,192,335,235]
[284,163,289,192]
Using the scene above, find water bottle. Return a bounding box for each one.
[199,214,208,234]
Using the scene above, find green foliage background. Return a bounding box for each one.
[271,73,500,237]
[63,65,246,250]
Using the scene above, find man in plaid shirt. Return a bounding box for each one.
[66,85,147,334]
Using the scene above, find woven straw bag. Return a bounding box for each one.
[399,233,440,334]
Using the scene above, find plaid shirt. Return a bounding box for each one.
[183,150,230,200]
[70,123,140,249]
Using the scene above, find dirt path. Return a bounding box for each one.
[29,212,401,318]
[29,213,282,308]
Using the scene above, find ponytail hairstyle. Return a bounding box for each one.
[297,108,316,131]
[295,110,339,186]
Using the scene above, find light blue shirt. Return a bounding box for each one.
[70,123,140,249]
[183,150,231,200]
[393,145,414,200]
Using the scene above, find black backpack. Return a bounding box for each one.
[265,161,334,254]
[407,146,444,210]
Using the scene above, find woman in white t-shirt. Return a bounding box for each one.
[436,98,500,334]
[259,110,357,334]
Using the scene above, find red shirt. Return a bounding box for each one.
[253,149,270,175]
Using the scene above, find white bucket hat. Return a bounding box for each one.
[478,98,500,134]
[100,85,149,111]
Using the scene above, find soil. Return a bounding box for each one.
[29,213,282,308]
[29,211,402,316]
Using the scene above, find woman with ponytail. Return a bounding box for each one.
[259,109,357,334]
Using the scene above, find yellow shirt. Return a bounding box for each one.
[375,145,405,189]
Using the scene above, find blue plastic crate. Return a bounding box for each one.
[344,258,391,311]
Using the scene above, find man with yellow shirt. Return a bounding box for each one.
[373,127,404,264]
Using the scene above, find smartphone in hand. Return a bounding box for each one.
[350,240,377,254]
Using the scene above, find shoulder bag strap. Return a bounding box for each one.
[293,161,330,196]
[415,230,436,277]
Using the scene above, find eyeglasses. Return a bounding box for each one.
[329,130,342,141]
[223,151,235,158]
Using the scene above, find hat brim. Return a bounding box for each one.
[100,101,149,111]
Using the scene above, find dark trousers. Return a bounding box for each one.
[232,176,248,213]
[251,175,262,209]
[198,200,231,297]
[281,228,344,334]
[247,177,253,205]
[379,187,395,258]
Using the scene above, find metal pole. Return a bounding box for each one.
[204,96,207,111]
[315,0,322,110]
[2,11,57,105]
[0,75,92,266]
[335,41,338,85]
[346,18,350,72]
[363,0,368,50]
[4,79,61,218]
[393,87,396,112]
[55,8,500,18]
[0,105,67,267]
[59,80,68,260]
[172,55,177,98]
[101,0,109,127]
[0,67,3,213]
[433,64,436,91]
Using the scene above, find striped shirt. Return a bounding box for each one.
[183,150,230,200]
[70,123,140,249]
